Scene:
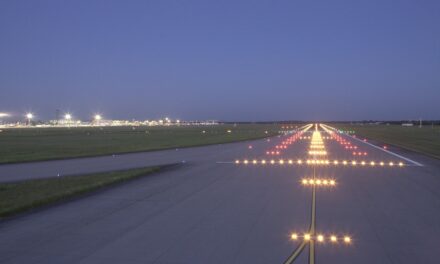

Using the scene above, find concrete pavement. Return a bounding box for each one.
[1,127,440,263]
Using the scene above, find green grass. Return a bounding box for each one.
[0,166,165,218]
[334,124,440,159]
[0,124,281,163]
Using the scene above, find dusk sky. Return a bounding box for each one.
[1,0,439,121]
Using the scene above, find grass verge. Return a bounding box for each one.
[334,124,440,159]
[0,124,281,163]
[0,166,167,218]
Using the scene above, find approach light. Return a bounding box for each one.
[344,236,351,243]
[291,233,298,240]
[317,234,324,242]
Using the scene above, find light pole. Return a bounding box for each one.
[65,113,72,126]
[94,114,102,126]
[26,113,33,126]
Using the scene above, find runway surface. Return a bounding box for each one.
[1,124,440,263]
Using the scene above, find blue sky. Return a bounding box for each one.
[1,0,439,121]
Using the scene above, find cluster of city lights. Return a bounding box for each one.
[22,112,100,121]
[301,178,336,186]
[290,233,352,244]
[235,159,404,167]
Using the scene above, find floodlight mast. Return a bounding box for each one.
[26,113,33,126]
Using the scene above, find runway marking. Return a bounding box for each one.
[320,123,423,167]
[347,134,423,167]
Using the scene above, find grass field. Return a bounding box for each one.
[335,124,440,159]
[0,124,282,164]
[0,166,165,218]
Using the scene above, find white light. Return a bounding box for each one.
[65,114,72,120]
[26,113,33,119]
[94,114,102,120]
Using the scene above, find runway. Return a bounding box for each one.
[1,124,440,263]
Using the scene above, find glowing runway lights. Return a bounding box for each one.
[308,150,327,155]
[301,178,336,186]
[290,233,352,244]
[234,159,405,167]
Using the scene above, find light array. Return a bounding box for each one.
[234,159,405,167]
[290,233,352,244]
[300,136,331,140]
[308,150,327,155]
[320,124,369,156]
[266,125,312,156]
[265,125,312,156]
[309,130,328,159]
[301,178,336,186]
